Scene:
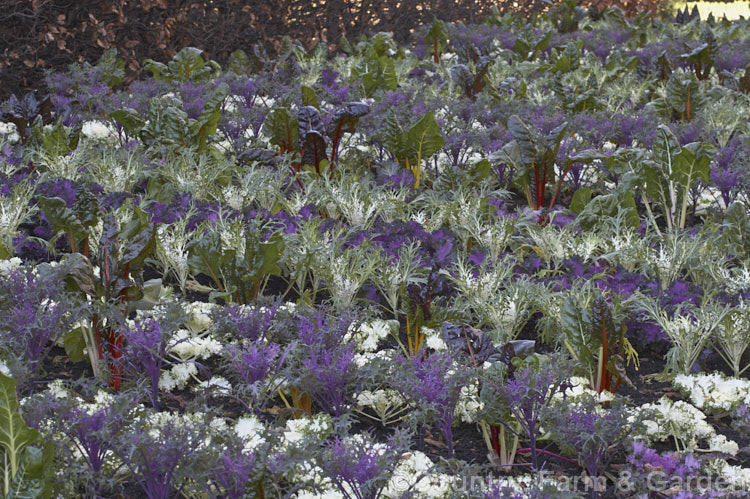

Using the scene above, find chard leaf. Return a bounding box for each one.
[266,107,298,154]
[58,253,97,296]
[190,82,229,150]
[560,295,597,373]
[186,231,229,291]
[109,108,146,137]
[398,112,444,166]
[506,115,536,165]
[327,102,371,137]
[96,48,125,87]
[64,327,87,363]
[140,98,188,148]
[577,190,640,230]
[424,18,448,62]
[98,214,121,288]
[569,187,592,214]
[298,106,328,169]
[168,47,210,83]
[6,441,53,499]
[38,197,88,251]
[301,86,319,109]
[227,49,252,75]
[0,373,51,498]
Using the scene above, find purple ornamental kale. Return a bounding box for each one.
[297,343,357,417]
[547,397,634,498]
[391,350,469,458]
[224,339,291,414]
[212,301,280,342]
[322,432,405,499]
[122,317,185,410]
[117,422,203,499]
[208,447,257,499]
[482,355,571,470]
[0,268,74,381]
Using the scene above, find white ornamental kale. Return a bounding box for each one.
[346,319,399,353]
[0,182,37,252]
[234,415,266,451]
[356,389,408,426]
[673,373,750,415]
[0,257,23,276]
[634,397,739,455]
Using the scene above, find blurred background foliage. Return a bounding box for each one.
[0,0,711,102]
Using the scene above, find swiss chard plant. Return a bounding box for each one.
[55,207,158,389]
[0,373,54,498]
[424,18,448,63]
[110,81,229,153]
[639,125,715,232]
[186,218,285,304]
[492,115,601,212]
[382,111,444,189]
[559,290,638,394]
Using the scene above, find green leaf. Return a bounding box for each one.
[168,47,207,82]
[0,373,44,496]
[665,72,704,120]
[399,112,444,165]
[64,327,87,363]
[227,49,252,75]
[259,232,285,277]
[513,38,531,59]
[560,295,597,374]
[266,107,299,153]
[96,48,125,87]
[140,98,189,148]
[37,197,88,251]
[121,223,156,271]
[672,142,715,187]
[577,191,640,230]
[143,59,169,81]
[301,86,319,109]
[98,214,121,289]
[109,108,146,137]
[186,231,229,290]
[58,252,97,296]
[570,187,592,214]
[506,115,536,165]
[425,18,448,61]
[6,441,53,499]
[190,82,229,150]
[42,118,76,157]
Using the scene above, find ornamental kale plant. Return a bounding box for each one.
[121,314,188,410]
[203,444,257,499]
[223,338,292,415]
[391,349,470,458]
[285,308,360,417]
[321,430,409,499]
[546,396,635,498]
[115,418,207,499]
[480,354,573,471]
[0,267,77,383]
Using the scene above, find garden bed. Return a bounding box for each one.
[2,2,750,498]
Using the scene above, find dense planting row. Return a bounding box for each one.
[2,3,750,497]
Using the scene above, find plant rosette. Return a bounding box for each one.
[234,414,267,452]
[704,459,750,490]
[382,450,456,498]
[632,397,739,455]
[344,319,399,353]
[673,372,750,416]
